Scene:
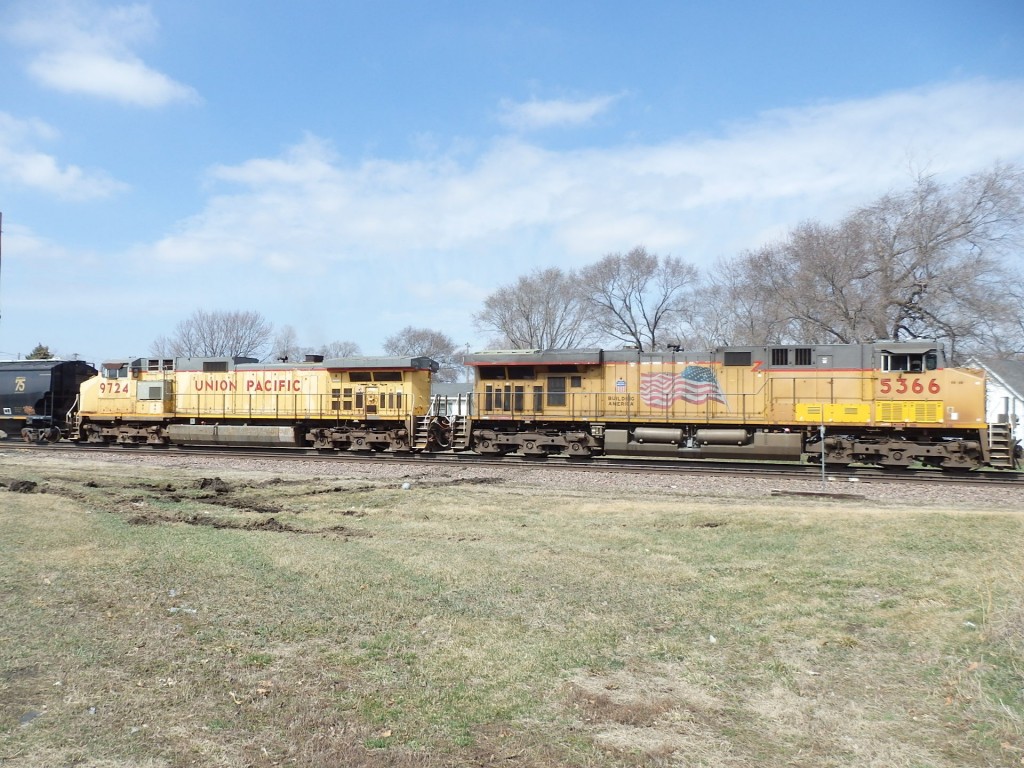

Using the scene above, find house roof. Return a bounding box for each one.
[974,358,1024,399]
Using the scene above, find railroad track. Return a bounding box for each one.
[4,440,1021,488]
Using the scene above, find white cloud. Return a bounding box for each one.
[0,111,128,199]
[5,0,199,107]
[149,78,1024,275]
[28,49,197,107]
[498,94,621,131]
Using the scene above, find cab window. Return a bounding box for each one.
[881,352,936,372]
[102,364,128,379]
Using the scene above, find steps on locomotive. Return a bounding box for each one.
[450,415,469,449]
[413,394,469,450]
[67,397,83,441]
[987,422,1017,469]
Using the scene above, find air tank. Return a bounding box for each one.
[694,429,751,446]
[632,427,685,444]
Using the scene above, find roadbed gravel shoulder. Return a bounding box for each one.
[4,449,1020,511]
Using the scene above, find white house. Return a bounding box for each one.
[970,357,1024,449]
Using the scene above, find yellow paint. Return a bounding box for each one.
[795,403,871,423]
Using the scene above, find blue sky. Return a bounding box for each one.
[1,0,1023,362]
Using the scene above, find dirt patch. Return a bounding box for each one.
[6,479,39,493]
[126,512,369,537]
[198,477,231,494]
[439,476,506,487]
[566,684,677,727]
[304,484,379,496]
[200,496,284,515]
[564,666,729,762]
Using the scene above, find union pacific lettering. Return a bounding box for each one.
[194,379,237,392]
[246,379,302,393]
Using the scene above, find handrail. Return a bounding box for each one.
[65,394,80,426]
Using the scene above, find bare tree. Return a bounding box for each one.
[474,267,600,349]
[271,326,361,361]
[319,339,361,358]
[698,163,1024,361]
[852,164,1023,359]
[271,325,302,362]
[383,326,462,382]
[692,256,785,347]
[579,246,699,351]
[152,309,273,359]
[719,219,881,346]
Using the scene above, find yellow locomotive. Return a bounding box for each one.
[460,341,1011,469]
[76,355,437,451]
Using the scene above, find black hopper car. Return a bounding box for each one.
[0,360,98,442]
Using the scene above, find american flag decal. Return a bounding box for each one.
[640,365,727,409]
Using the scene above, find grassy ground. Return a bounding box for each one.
[1,453,1022,767]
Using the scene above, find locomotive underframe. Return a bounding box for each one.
[472,425,599,456]
[76,414,996,470]
[470,421,806,460]
[79,419,168,445]
[79,417,415,452]
[306,422,413,452]
[468,419,989,468]
[812,429,985,469]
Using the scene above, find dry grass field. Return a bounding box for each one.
[1,450,1022,767]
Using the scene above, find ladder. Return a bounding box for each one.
[987,422,1017,469]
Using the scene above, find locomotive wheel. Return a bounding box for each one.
[568,441,591,456]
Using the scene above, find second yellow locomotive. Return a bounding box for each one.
[461,340,1006,469]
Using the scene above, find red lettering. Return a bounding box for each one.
[242,377,303,393]
[195,379,235,392]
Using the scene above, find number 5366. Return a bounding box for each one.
[879,378,940,395]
